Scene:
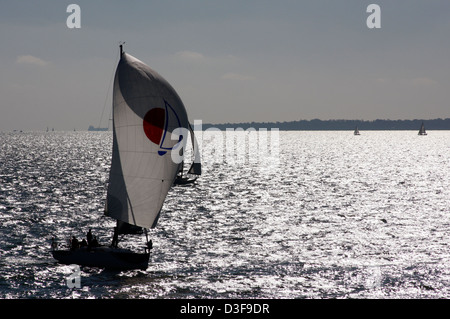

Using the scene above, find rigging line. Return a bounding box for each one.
[98,47,120,130]
[126,192,138,226]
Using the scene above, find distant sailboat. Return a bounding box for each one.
[174,124,201,185]
[418,122,427,135]
[52,45,192,270]
[354,126,360,135]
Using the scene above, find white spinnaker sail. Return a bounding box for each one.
[105,52,188,229]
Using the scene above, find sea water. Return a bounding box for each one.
[0,130,449,299]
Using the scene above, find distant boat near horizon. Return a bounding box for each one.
[418,122,427,135]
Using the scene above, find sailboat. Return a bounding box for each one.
[51,45,192,270]
[174,124,201,185]
[354,126,360,135]
[418,122,427,135]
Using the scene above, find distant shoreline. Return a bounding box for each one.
[88,125,109,131]
[201,118,450,131]
[19,119,447,132]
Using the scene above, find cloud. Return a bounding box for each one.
[375,77,438,87]
[221,72,255,81]
[174,50,205,61]
[172,51,242,71]
[375,78,391,84]
[16,55,49,67]
[410,77,438,87]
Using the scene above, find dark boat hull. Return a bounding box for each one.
[173,176,197,185]
[52,247,150,270]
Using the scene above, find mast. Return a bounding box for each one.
[119,41,126,57]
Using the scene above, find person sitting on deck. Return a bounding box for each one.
[71,236,79,250]
[86,229,93,246]
[91,236,99,247]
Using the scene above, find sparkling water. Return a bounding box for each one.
[0,130,449,298]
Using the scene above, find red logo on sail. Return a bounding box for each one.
[143,100,182,156]
[143,108,165,145]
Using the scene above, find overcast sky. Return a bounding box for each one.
[1,0,449,131]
